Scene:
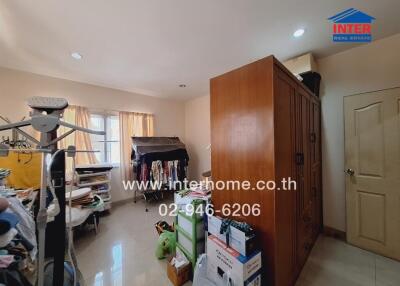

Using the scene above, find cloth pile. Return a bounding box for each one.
[68,193,103,209]
[0,196,36,283]
[177,183,211,201]
[70,192,94,207]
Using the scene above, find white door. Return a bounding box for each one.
[344,88,400,260]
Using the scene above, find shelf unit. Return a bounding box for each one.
[175,199,206,270]
[76,170,112,211]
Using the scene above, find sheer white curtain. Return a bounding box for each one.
[119,112,154,182]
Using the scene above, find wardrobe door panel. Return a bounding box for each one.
[312,102,323,238]
[211,57,276,286]
[310,100,321,167]
[296,88,313,269]
[301,90,313,222]
[314,102,321,165]
[311,167,322,238]
[274,69,298,286]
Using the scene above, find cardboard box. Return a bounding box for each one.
[206,235,262,286]
[208,215,257,256]
[167,258,191,286]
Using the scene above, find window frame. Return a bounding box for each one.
[89,111,120,167]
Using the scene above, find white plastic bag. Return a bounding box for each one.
[193,254,216,286]
[193,254,235,286]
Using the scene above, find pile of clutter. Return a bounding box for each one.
[157,169,263,286]
[66,187,102,209]
[155,220,176,260]
[176,183,211,201]
[201,216,262,286]
[155,220,192,286]
[0,196,37,284]
[188,216,262,286]
[167,248,191,286]
[156,211,262,286]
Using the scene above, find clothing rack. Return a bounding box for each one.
[0,115,32,149]
[0,97,105,286]
[131,137,189,212]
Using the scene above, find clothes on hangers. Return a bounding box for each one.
[149,160,182,185]
[151,161,163,184]
[136,152,188,184]
[132,138,189,196]
[131,137,186,161]
[141,149,189,167]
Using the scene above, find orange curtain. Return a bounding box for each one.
[29,127,41,145]
[119,112,154,182]
[74,106,98,165]
[58,105,98,177]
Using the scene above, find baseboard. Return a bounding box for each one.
[323,226,346,241]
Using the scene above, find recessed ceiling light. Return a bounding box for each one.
[293,28,305,38]
[71,52,82,60]
[179,84,186,88]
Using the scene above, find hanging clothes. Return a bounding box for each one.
[131,137,189,190]
[151,161,163,184]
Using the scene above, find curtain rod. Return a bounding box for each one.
[70,105,154,116]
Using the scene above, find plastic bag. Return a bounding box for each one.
[192,254,216,286]
[193,254,237,286]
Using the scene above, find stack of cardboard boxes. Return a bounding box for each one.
[206,216,262,286]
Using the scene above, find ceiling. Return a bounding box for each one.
[0,0,399,100]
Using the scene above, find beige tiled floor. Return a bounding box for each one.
[74,201,400,286]
[296,236,400,286]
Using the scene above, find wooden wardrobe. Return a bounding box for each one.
[210,55,322,286]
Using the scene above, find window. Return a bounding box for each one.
[90,113,120,165]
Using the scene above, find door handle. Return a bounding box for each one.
[345,168,355,176]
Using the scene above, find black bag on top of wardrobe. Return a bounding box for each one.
[299,71,322,97]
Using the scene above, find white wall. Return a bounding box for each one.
[318,33,400,231]
[0,67,185,202]
[184,95,211,180]
[183,33,400,231]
